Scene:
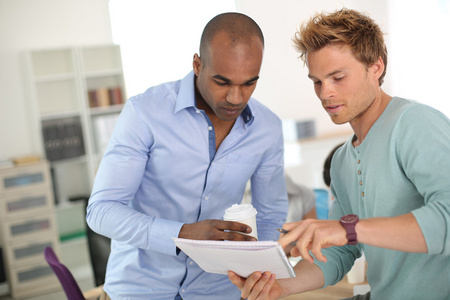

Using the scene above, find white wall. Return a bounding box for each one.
[109,0,237,98]
[238,0,450,134]
[1,0,448,161]
[0,0,113,160]
[237,0,390,136]
[387,0,450,116]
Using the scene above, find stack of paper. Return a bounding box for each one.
[173,238,296,279]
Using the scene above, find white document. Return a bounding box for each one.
[173,238,296,279]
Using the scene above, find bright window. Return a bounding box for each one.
[388,0,450,116]
[109,0,237,97]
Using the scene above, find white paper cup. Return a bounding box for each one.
[347,256,366,284]
[223,204,258,239]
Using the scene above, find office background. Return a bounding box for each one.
[1,0,449,161]
[0,0,448,298]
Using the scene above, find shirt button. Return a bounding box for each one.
[204,196,209,200]
[182,289,186,293]
[189,261,194,265]
[361,192,365,197]
[357,160,360,164]
[358,170,361,175]
[359,181,363,185]
[196,110,200,113]
[208,126,213,131]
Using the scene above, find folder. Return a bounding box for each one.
[173,238,296,279]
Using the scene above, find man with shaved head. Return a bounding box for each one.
[87,12,288,300]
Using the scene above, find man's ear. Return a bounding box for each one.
[370,57,385,82]
[193,53,201,76]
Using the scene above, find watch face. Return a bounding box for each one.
[341,214,358,223]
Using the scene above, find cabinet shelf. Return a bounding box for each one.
[30,49,75,77]
[84,68,123,78]
[89,104,124,116]
[34,73,76,83]
[40,110,82,121]
[24,45,126,205]
[49,155,88,167]
[35,80,80,114]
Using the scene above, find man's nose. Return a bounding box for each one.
[320,82,334,100]
[226,86,243,104]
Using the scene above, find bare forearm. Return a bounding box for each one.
[357,213,427,253]
[278,260,324,296]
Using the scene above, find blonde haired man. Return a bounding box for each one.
[229,8,450,300]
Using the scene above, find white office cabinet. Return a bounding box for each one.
[8,261,58,298]
[23,45,126,205]
[0,188,54,219]
[0,161,61,298]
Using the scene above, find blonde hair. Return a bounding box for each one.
[293,8,388,85]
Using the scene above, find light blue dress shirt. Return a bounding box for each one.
[86,71,288,299]
[316,97,450,299]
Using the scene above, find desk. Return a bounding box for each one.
[281,277,369,300]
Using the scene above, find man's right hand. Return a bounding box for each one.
[228,271,282,300]
[179,219,256,241]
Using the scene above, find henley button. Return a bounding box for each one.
[358,170,361,175]
[208,126,213,131]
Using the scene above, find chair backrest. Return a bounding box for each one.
[44,246,85,300]
[84,198,110,287]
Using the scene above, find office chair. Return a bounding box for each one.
[84,198,111,287]
[44,246,103,300]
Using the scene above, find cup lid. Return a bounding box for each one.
[223,204,257,221]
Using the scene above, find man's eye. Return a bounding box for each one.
[334,76,344,81]
[313,81,321,85]
[244,81,256,87]
[215,81,228,86]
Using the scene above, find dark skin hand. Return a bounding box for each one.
[179,219,257,241]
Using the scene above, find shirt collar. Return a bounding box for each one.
[241,104,254,124]
[174,71,197,113]
[174,71,255,125]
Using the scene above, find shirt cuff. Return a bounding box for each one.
[149,218,185,256]
[412,206,446,255]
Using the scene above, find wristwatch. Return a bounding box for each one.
[340,214,359,245]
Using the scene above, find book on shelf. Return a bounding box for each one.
[88,90,98,108]
[88,86,123,108]
[109,86,123,105]
[97,87,110,107]
[12,155,41,166]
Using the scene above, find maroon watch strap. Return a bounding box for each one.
[340,214,359,245]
